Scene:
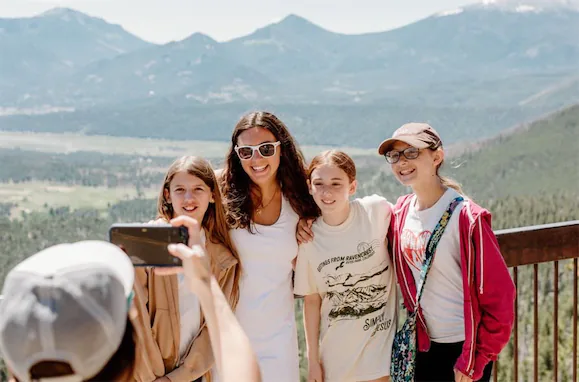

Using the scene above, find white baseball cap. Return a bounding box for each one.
[0,241,134,382]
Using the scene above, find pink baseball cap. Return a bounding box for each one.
[378,122,442,155]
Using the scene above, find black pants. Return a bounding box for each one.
[415,341,493,382]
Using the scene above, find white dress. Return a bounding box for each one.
[229,196,300,382]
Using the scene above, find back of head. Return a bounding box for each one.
[0,241,135,382]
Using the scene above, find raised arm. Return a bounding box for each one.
[160,216,261,382]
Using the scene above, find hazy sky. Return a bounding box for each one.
[1,0,479,43]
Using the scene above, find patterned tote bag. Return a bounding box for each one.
[390,197,464,382]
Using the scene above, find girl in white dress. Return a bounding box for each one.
[220,111,320,382]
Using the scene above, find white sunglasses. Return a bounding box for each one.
[235,141,281,160]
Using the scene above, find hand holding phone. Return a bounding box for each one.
[154,216,210,280]
[109,223,189,267]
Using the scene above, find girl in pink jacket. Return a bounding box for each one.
[378,123,515,382]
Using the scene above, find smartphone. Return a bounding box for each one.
[108,223,189,267]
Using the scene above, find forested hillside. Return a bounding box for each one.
[0,105,577,381]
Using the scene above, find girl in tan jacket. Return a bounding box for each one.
[131,156,241,382]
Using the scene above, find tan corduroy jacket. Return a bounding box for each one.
[131,239,239,382]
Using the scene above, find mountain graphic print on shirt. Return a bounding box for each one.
[295,195,397,382]
[324,253,390,325]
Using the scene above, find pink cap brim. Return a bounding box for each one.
[377,136,431,155]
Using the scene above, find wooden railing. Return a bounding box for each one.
[495,220,579,382]
[0,221,577,381]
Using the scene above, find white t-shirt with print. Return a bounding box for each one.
[401,188,465,343]
[295,195,397,382]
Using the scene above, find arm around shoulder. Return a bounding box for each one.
[293,246,318,297]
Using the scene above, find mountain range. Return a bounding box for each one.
[0,0,578,147]
[0,8,150,91]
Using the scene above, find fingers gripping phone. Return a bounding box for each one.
[109,223,189,267]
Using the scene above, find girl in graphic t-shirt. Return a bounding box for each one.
[294,150,397,382]
[378,123,515,382]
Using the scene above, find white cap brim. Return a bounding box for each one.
[12,240,134,297]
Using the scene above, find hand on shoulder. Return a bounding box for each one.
[297,217,315,244]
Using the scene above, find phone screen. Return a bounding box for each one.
[109,224,188,266]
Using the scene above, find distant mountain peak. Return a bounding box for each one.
[38,7,105,26]
[278,14,309,23]
[274,14,323,30]
[40,7,90,19]
[182,32,217,45]
[233,13,329,42]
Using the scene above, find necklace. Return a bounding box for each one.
[255,188,279,215]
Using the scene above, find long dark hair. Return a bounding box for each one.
[221,111,319,230]
[157,156,241,308]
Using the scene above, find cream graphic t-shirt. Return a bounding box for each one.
[295,195,397,382]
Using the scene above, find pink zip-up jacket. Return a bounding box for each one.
[387,194,515,381]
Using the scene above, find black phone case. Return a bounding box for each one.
[108,223,189,267]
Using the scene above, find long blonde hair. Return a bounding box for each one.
[157,156,241,308]
[424,135,465,195]
[436,158,465,195]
